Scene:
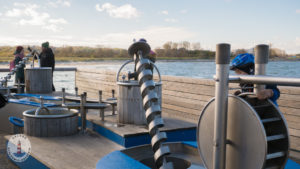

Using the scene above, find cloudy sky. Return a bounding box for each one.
[0,0,299,54]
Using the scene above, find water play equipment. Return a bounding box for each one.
[25,67,53,94]
[23,97,78,137]
[116,59,162,125]
[23,107,78,137]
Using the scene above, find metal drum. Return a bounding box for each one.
[23,108,78,137]
[117,80,162,125]
[25,67,53,93]
[197,94,289,169]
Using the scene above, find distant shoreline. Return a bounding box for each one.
[0,58,299,67]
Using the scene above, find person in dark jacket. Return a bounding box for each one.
[230,53,280,106]
[13,46,25,84]
[39,42,55,91]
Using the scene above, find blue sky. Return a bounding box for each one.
[0,0,299,54]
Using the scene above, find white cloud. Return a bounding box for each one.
[165,18,178,23]
[296,9,300,14]
[5,8,22,17]
[161,10,168,15]
[180,10,187,14]
[49,18,67,24]
[3,3,67,32]
[95,3,139,19]
[82,26,196,48]
[48,0,71,7]
[0,26,195,49]
[296,37,300,46]
[43,24,62,32]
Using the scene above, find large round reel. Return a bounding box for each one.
[197,94,289,169]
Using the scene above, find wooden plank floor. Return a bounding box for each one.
[0,132,18,169]
[5,130,122,169]
[86,109,196,137]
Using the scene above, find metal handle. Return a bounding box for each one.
[116,60,162,83]
[35,96,50,115]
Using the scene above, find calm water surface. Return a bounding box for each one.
[1,61,300,94]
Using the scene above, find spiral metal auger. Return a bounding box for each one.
[135,51,173,169]
[0,57,29,87]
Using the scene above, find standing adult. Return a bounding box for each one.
[38,42,55,91]
[13,46,25,84]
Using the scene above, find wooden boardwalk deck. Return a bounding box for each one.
[4,130,122,169]
[86,109,196,137]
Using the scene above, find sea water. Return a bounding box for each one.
[1,61,300,94]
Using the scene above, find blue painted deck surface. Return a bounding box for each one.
[96,151,150,169]
[13,93,61,101]
[96,141,300,169]
[8,99,58,107]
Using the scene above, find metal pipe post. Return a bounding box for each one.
[75,87,78,96]
[112,89,115,98]
[80,94,87,133]
[99,90,104,120]
[62,88,66,104]
[213,43,231,169]
[99,90,102,102]
[254,44,269,94]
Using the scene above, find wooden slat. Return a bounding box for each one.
[279,94,300,101]
[162,82,215,96]
[162,96,207,111]
[278,86,300,95]
[290,136,300,150]
[289,128,300,138]
[281,107,300,117]
[278,100,300,109]
[162,90,213,102]
[162,108,199,123]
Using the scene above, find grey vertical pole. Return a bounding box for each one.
[75,87,78,97]
[99,90,104,120]
[62,88,65,104]
[99,90,102,102]
[213,43,231,169]
[80,94,87,133]
[254,44,269,94]
[112,89,115,98]
[4,77,7,88]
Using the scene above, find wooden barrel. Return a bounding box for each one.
[23,108,78,137]
[117,81,162,125]
[25,67,52,93]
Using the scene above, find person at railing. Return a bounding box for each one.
[230,53,280,106]
[38,42,56,91]
[13,46,25,85]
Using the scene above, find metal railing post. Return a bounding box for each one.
[254,44,269,94]
[62,88,66,104]
[80,93,87,132]
[213,43,231,169]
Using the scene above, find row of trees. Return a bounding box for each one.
[155,41,214,59]
[232,47,289,59]
[0,41,296,62]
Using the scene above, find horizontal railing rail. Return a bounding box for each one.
[0,67,77,72]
